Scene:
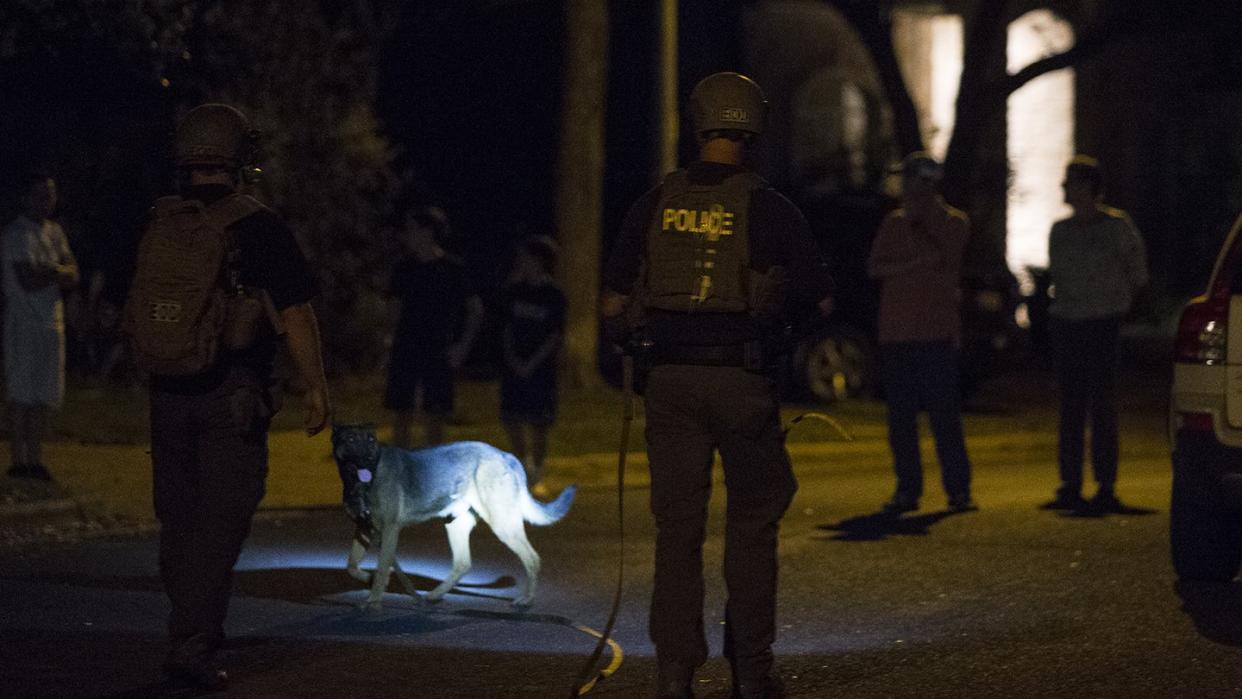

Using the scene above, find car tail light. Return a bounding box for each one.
[1175,229,1242,364]
[1176,411,1214,433]
[1174,295,1227,364]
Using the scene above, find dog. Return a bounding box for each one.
[331,424,576,609]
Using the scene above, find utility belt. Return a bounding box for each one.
[648,340,768,372]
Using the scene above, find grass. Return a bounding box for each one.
[49,369,886,455]
[43,355,1172,458]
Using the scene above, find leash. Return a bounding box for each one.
[783,411,854,441]
[377,536,624,694]
[567,353,633,696]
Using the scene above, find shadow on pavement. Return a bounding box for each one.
[5,568,517,605]
[1174,579,1242,646]
[1055,504,1160,519]
[815,509,971,541]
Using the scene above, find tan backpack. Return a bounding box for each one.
[123,192,265,376]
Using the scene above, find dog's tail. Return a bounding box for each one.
[522,484,577,525]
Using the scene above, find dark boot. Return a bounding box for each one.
[656,658,695,698]
[163,632,227,690]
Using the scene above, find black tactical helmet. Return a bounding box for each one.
[688,72,767,137]
[174,103,257,168]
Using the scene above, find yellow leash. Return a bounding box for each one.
[386,560,624,693]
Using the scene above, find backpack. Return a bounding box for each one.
[123,192,265,376]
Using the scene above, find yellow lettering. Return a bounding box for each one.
[662,205,737,236]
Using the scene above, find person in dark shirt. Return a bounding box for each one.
[499,235,566,498]
[601,73,833,699]
[384,205,483,447]
[142,104,330,690]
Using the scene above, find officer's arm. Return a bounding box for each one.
[279,302,331,436]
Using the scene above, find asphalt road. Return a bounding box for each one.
[2,368,1241,698]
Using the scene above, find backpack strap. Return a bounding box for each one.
[206,192,267,230]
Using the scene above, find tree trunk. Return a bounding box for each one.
[555,0,609,388]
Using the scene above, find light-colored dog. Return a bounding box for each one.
[331,425,576,609]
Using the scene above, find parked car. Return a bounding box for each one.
[786,268,1027,403]
[785,190,1027,404]
[1169,213,1242,582]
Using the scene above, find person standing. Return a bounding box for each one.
[500,234,565,498]
[2,170,79,481]
[602,72,833,699]
[383,205,484,448]
[1043,155,1148,512]
[867,152,976,515]
[125,103,330,689]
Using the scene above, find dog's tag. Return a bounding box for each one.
[357,468,372,483]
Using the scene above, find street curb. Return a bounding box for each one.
[0,497,80,519]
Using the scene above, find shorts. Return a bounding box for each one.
[4,318,65,409]
[500,370,556,426]
[383,349,454,414]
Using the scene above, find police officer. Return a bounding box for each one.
[602,72,832,699]
[142,104,330,689]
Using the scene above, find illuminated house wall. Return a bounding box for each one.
[1007,10,1075,285]
[892,8,962,162]
[894,6,1075,287]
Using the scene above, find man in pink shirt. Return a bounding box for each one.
[867,152,975,515]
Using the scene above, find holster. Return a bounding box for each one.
[623,335,654,396]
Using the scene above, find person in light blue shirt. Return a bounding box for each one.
[2,171,79,481]
[1043,155,1148,513]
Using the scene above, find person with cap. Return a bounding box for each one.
[601,71,833,699]
[127,103,331,689]
[1042,155,1148,513]
[868,151,976,516]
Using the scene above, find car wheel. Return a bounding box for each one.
[801,331,872,404]
[1170,469,1242,582]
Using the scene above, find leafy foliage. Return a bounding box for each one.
[1,0,402,374]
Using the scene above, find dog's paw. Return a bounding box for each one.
[424,590,446,604]
[360,596,385,613]
[347,568,372,584]
[512,596,534,611]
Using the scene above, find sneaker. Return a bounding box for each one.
[732,672,785,699]
[656,659,695,698]
[881,493,919,516]
[947,494,978,512]
[1038,489,1086,511]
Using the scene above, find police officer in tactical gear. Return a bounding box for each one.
[602,72,833,699]
[143,103,330,689]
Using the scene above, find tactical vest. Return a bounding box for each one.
[123,192,266,376]
[643,169,762,313]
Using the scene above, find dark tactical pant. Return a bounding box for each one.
[643,364,797,681]
[880,341,972,499]
[151,370,273,652]
[1052,316,1121,494]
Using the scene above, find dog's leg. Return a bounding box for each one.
[365,525,400,610]
[492,520,541,609]
[426,512,477,603]
[347,527,371,584]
